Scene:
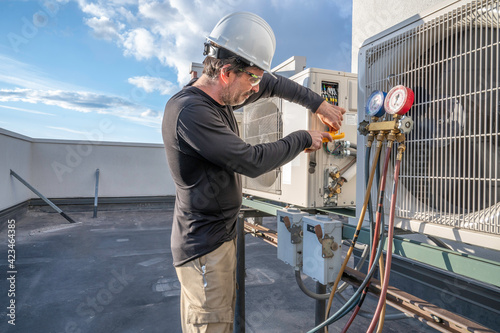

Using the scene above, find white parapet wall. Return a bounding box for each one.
[0,128,175,211]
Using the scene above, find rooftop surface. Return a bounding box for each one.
[0,205,439,333]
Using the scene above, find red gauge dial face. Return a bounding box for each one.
[384,85,414,115]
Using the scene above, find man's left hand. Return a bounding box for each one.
[315,100,346,131]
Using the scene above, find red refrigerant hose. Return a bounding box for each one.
[340,145,392,333]
[366,145,404,333]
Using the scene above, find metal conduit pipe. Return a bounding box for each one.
[295,269,330,300]
[293,243,369,318]
[296,242,371,301]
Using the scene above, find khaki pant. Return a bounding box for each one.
[175,239,237,333]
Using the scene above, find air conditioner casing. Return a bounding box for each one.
[355,0,500,249]
[242,68,358,208]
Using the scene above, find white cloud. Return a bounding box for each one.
[141,109,158,118]
[0,104,56,116]
[0,55,84,91]
[0,54,162,128]
[0,88,161,127]
[123,28,156,60]
[73,0,229,85]
[128,76,176,95]
[137,1,178,23]
[80,2,111,17]
[116,6,137,23]
[0,88,126,113]
[85,16,125,41]
[71,0,352,85]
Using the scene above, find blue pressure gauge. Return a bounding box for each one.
[365,90,387,117]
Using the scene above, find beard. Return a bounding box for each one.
[221,86,254,106]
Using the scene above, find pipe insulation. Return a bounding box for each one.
[341,164,356,183]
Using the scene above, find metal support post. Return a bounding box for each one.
[234,213,245,333]
[315,282,327,326]
[93,169,100,218]
[10,169,76,223]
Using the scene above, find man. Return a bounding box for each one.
[162,12,346,333]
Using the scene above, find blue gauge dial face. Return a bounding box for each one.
[366,91,385,117]
[368,94,383,113]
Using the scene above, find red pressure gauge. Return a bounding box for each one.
[384,85,414,115]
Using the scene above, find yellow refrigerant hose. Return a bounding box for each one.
[367,144,405,333]
[324,135,384,332]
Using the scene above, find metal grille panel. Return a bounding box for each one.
[242,98,282,194]
[363,0,499,235]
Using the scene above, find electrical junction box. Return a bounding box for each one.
[277,208,310,268]
[302,215,343,285]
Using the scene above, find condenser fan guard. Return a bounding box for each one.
[242,97,282,193]
[401,25,499,215]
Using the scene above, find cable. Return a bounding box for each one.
[323,138,383,329]
[307,223,387,333]
[376,254,386,333]
[374,145,386,333]
[323,141,343,155]
[338,141,377,333]
[427,235,452,250]
[336,292,410,321]
[340,144,392,333]
[366,144,375,279]
[336,241,370,294]
[294,269,330,300]
[366,145,405,333]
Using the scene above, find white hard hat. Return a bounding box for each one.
[204,12,276,76]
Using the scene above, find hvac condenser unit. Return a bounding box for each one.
[356,0,499,249]
[242,68,358,208]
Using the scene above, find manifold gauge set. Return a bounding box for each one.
[366,85,414,117]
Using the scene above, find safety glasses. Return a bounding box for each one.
[238,69,262,86]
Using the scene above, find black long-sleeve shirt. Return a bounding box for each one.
[162,73,324,266]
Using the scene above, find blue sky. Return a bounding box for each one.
[0,0,352,144]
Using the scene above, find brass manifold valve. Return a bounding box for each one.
[326,170,344,196]
[358,114,413,139]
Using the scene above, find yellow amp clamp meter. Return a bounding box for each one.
[322,130,345,143]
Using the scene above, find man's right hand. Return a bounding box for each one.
[305,131,332,153]
[315,100,346,131]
